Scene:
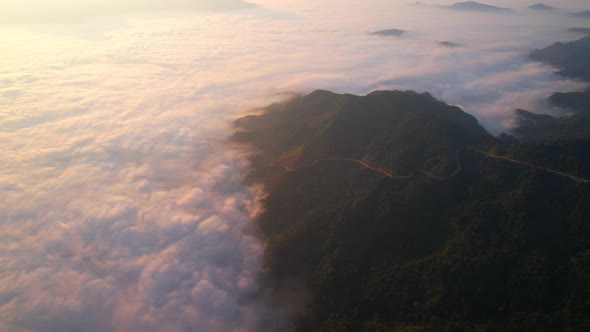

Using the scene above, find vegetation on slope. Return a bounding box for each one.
[234,90,490,177]
[549,90,590,113]
[234,90,590,331]
[530,35,590,81]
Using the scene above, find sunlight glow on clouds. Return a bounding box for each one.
[0,0,255,23]
[1,0,589,331]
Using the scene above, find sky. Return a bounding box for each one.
[1,0,590,331]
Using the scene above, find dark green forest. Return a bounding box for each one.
[232,35,590,331]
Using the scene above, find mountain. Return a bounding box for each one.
[370,29,406,37]
[519,35,590,179]
[573,10,590,18]
[530,35,590,119]
[234,90,590,331]
[570,27,590,35]
[505,109,590,179]
[447,1,512,12]
[549,90,590,113]
[529,3,554,10]
[439,41,462,47]
[234,90,490,176]
[498,132,519,144]
[530,35,590,81]
[512,109,590,141]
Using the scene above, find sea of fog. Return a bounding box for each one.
[0,0,589,331]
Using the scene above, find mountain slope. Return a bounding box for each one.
[529,3,554,10]
[569,27,590,35]
[235,90,590,331]
[530,35,590,80]
[504,109,590,178]
[573,10,590,18]
[234,90,490,177]
[371,29,406,37]
[549,90,590,113]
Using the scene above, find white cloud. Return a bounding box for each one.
[1,1,589,331]
[0,0,256,24]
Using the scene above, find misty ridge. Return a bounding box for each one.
[235,26,590,331]
[446,1,513,12]
[236,1,590,330]
[573,10,590,18]
[529,3,555,11]
[2,0,590,331]
[415,0,590,18]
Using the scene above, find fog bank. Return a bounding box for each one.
[1,0,589,330]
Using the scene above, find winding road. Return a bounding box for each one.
[272,157,414,179]
[255,148,590,184]
[420,150,462,180]
[256,150,461,181]
[476,150,590,184]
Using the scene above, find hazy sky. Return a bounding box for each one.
[1,0,589,331]
[0,0,256,23]
[0,0,589,23]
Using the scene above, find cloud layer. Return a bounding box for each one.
[1,0,590,331]
[0,0,256,24]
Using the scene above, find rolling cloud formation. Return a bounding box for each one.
[1,0,590,331]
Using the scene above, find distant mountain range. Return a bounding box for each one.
[529,3,554,10]
[550,90,590,113]
[513,85,590,148]
[530,35,590,81]
[370,29,406,37]
[235,86,590,330]
[573,10,590,18]
[570,27,590,35]
[512,108,590,143]
[232,19,590,332]
[505,34,590,173]
[439,41,462,47]
[447,1,512,12]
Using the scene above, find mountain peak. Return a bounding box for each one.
[234,89,489,175]
[370,29,406,37]
[529,3,554,10]
[448,1,512,12]
[530,35,590,81]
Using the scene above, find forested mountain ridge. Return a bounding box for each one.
[493,35,590,180]
[234,90,491,178]
[529,35,590,118]
[234,90,590,331]
[530,35,590,81]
